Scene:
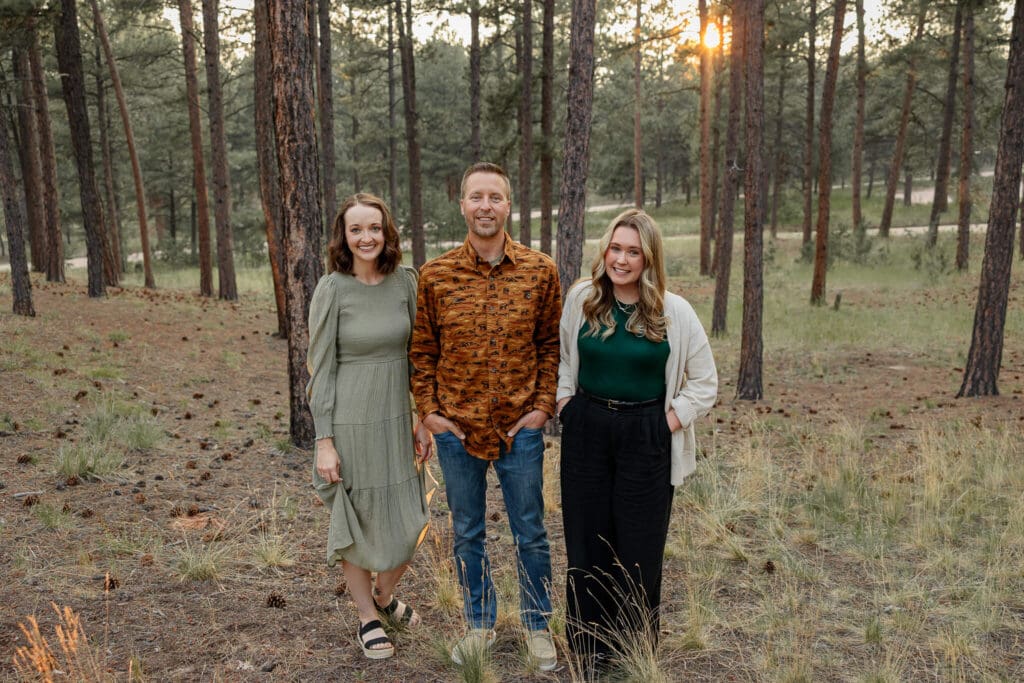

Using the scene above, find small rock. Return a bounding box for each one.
[260,661,277,673]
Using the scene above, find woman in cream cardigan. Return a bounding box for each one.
[556,208,718,669]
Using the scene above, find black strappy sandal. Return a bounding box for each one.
[375,596,421,628]
[358,619,394,659]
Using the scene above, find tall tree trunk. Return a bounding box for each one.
[395,0,425,267]
[179,0,213,296]
[255,0,288,337]
[540,0,554,255]
[738,0,765,401]
[319,0,336,228]
[0,83,35,316]
[851,0,866,232]
[712,0,744,337]
[801,0,816,246]
[91,0,155,288]
[880,9,926,238]
[956,2,975,271]
[267,0,324,448]
[769,52,787,239]
[202,0,238,300]
[12,47,45,273]
[469,0,482,162]
[93,43,123,274]
[346,8,361,193]
[698,0,712,276]
[958,0,1023,398]
[55,0,111,297]
[632,0,643,208]
[518,0,534,246]
[810,0,847,305]
[927,3,963,247]
[28,21,64,283]
[557,0,597,295]
[709,36,724,273]
[387,4,399,211]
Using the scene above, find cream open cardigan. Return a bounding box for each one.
[556,281,719,485]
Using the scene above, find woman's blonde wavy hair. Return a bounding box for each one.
[582,208,668,343]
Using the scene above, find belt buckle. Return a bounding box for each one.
[606,398,616,410]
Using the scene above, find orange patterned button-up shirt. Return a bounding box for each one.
[411,233,562,461]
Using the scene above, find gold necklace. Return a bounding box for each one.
[614,298,637,315]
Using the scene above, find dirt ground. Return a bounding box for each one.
[1,273,1022,681]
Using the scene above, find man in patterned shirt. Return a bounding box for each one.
[412,162,561,671]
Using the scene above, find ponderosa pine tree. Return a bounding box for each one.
[698,0,712,276]
[712,0,744,337]
[539,0,554,255]
[926,3,963,248]
[90,0,155,288]
[958,0,1024,398]
[267,0,324,447]
[11,47,45,273]
[0,80,35,316]
[518,0,534,246]
[254,0,287,337]
[318,0,336,228]
[956,1,975,271]
[202,0,238,300]
[738,0,765,401]
[55,0,111,297]
[632,0,643,208]
[178,0,213,296]
[851,0,867,233]
[810,0,847,305]
[395,0,425,268]
[557,0,596,295]
[879,8,926,238]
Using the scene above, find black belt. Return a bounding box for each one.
[578,389,663,411]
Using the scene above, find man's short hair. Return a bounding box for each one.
[460,162,512,200]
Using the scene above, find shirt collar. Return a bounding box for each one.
[459,231,518,269]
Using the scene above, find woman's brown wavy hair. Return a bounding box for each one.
[327,193,402,275]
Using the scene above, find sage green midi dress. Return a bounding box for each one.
[306,266,428,570]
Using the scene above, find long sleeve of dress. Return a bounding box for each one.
[668,300,718,430]
[306,275,340,439]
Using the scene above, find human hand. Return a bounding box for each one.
[508,409,549,437]
[556,397,571,417]
[666,408,682,433]
[315,438,342,483]
[422,413,465,439]
[414,422,434,463]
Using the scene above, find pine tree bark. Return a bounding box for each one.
[395,0,425,268]
[55,0,111,297]
[12,48,46,273]
[810,0,847,305]
[956,2,975,271]
[769,53,787,239]
[470,0,482,162]
[801,0,816,246]
[254,0,287,337]
[93,43,123,274]
[387,5,399,211]
[202,0,238,300]
[709,37,724,276]
[632,0,643,208]
[958,0,1023,398]
[927,3,963,247]
[698,0,712,276]
[712,1,744,337]
[28,21,64,283]
[90,0,155,288]
[179,0,213,296]
[557,0,596,295]
[0,86,35,316]
[318,0,336,228]
[851,0,866,233]
[539,0,554,255]
[518,0,534,246]
[880,9,926,238]
[738,0,765,401]
[267,0,324,448]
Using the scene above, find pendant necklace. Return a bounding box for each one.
[615,298,637,316]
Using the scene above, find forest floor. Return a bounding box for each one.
[1,241,1023,681]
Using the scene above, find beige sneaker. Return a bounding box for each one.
[451,628,496,666]
[526,629,557,671]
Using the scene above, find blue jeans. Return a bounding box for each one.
[434,428,552,631]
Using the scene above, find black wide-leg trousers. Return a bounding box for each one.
[559,392,675,660]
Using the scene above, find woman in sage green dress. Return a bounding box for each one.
[306,193,429,660]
